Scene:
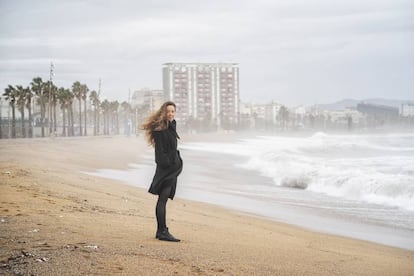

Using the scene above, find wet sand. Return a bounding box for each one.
[1,135,413,275]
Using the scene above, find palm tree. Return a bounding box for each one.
[50,82,58,134]
[72,81,82,136]
[67,91,75,136]
[3,85,17,138]
[43,80,56,135]
[31,77,46,137]
[121,101,132,136]
[57,87,68,136]
[80,84,89,136]
[57,88,75,137]
[24,86,34,138]
[110,101,119,135]
[101,99,110,135]
[89,90,100,136]
[15,85,26,138]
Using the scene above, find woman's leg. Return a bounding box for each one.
[156,183,172,233]
[155,181,180,242]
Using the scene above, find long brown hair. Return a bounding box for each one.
[141,101,176,146]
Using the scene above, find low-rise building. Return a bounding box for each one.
[400,102,414,118]
[357,103,399,126]
[131,88,164,112]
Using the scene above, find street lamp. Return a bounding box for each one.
[48,62,54,136]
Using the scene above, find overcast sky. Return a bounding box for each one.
[1,0,413,106]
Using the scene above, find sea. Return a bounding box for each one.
[86,132,414,251]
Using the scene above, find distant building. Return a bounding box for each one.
[163,62,240,128]
[131,88,164,112]
[264,101,282,125]
[250,103,266,120]
[239,102,266,130]
[357,103,399,125]
[400,102,414,118]
[328,109,364,125]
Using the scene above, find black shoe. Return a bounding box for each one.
[157,228,180,242]
[155,228,164,238]
[156,227,169,239]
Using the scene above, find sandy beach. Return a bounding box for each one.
[1,135,413,275]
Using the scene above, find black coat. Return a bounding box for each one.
[148,120,183,199]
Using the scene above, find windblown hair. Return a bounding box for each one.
[141,101,176,146]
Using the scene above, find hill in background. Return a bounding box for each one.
[315,98,407,110]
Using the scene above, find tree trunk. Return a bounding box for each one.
[28,104,33,138]
[53,101,57,133]
[11,105,16,138]
[84,99,87,136]
[97,106,100,135]
[116,113,119,135]
[103,112,106,135]
[105,112,109,135]
[41,102,45,137]
[49,100,53,135]
[71,105,75,136]
[67,106,71,136]
[62,106,66,136]
[69,104,74,136]
[78,99,82,136]
[93,106,97,136]
[20,107,25,138]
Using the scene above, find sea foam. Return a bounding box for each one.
[182,132,414,211]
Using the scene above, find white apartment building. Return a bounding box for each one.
[163,63,240,127]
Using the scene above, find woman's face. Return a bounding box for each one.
[166,105,176,122]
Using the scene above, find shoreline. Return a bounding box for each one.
[88,139,414,251]
[1,136,413,275]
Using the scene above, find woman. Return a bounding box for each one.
[142,101,183,242]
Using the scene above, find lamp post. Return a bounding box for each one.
[97,78,101,135]
[48,62,54,136]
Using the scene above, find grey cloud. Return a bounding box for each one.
[1,0,413,105]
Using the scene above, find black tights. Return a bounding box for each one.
[156,184,172,231]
